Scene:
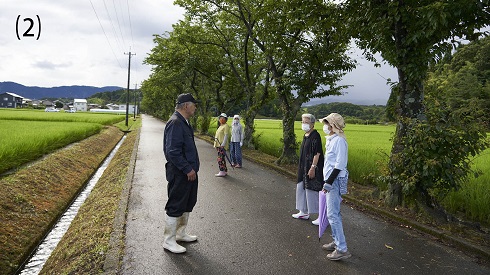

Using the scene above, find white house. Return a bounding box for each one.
[118,104,138,115]
[73,99,87,112]
[108,104,138,114]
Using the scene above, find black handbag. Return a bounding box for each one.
[304,174,323,192]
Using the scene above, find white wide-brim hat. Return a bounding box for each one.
[319,113,345,133]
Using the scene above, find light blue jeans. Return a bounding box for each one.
[326,177,348,252]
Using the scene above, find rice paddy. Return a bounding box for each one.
[0,109,126,174]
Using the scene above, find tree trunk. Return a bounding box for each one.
[385,7,427,207]
[276,85,300,165]
[276,112,298,165]
[387,66,425,207]
[197,114,211,135]
[243,112,256,149]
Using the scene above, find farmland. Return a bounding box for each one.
[0,108,125,125]
[0,109,126,175]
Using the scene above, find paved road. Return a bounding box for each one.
[121,114,489,274]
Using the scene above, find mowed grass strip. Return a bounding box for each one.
[0,120,103,175]
[0,109,125,125]
[40,123,140,274]
[0,126,124,275]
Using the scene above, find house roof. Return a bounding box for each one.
[74,99,87,103]
[1,92,24,98]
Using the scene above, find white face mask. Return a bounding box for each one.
[301,123,311,132]
[323,124,331,135]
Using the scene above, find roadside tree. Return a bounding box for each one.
[343,0,490,207]
[177,0,355,164]
[143,21,232,133]
[173,5,275,148]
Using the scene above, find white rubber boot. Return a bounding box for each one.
[163,215,186,253]
[176,212,198,242]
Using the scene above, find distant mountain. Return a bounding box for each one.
[0,81,124,99]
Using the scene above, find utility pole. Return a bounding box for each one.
[133,83,137,119]
[124,50,135,127]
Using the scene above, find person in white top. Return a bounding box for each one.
[230,115,245,168]
[319,113,351,261]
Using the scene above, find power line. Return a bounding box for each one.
[103,0,124,53]
[126,0,135,51]
[89,0,123,68]
[119,0,131,49]
[112,0,127,48]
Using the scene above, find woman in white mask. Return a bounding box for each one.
[292,114,324,225]
[319,113,351,261]
[230,115,244,168]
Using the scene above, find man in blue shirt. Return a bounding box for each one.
[163,93,200,253]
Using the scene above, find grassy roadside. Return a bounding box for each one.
[0,126,123,274]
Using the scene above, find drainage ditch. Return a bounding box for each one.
[18,134,127,275]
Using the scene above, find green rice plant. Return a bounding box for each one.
[0,120,102,174]
[0,109,125,125]
[254,119,288,157]
[442,150,490,225]
[345,124,394,184]
[208,119,395,182]
[251,121,394,183]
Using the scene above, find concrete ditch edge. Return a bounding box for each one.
[103,129,141,274]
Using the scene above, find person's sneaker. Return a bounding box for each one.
[322,241,336,251]
[311,218,319,225]
[292,212,310,220]
[327,249,351,261]
[215,171,227,177]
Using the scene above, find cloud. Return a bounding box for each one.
[0,0,397,105]
[33,60,73,70]
[0,0,184,87]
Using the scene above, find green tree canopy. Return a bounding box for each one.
[343,0,490,207]
[427,35,490,130]
[176,0,356,164]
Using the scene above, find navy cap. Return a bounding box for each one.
[176,93,200,104]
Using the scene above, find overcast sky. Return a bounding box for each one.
[0,1,397,105]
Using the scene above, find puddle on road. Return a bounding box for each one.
[19,135,127,275]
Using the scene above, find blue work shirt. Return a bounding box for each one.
[163,111,200,174]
